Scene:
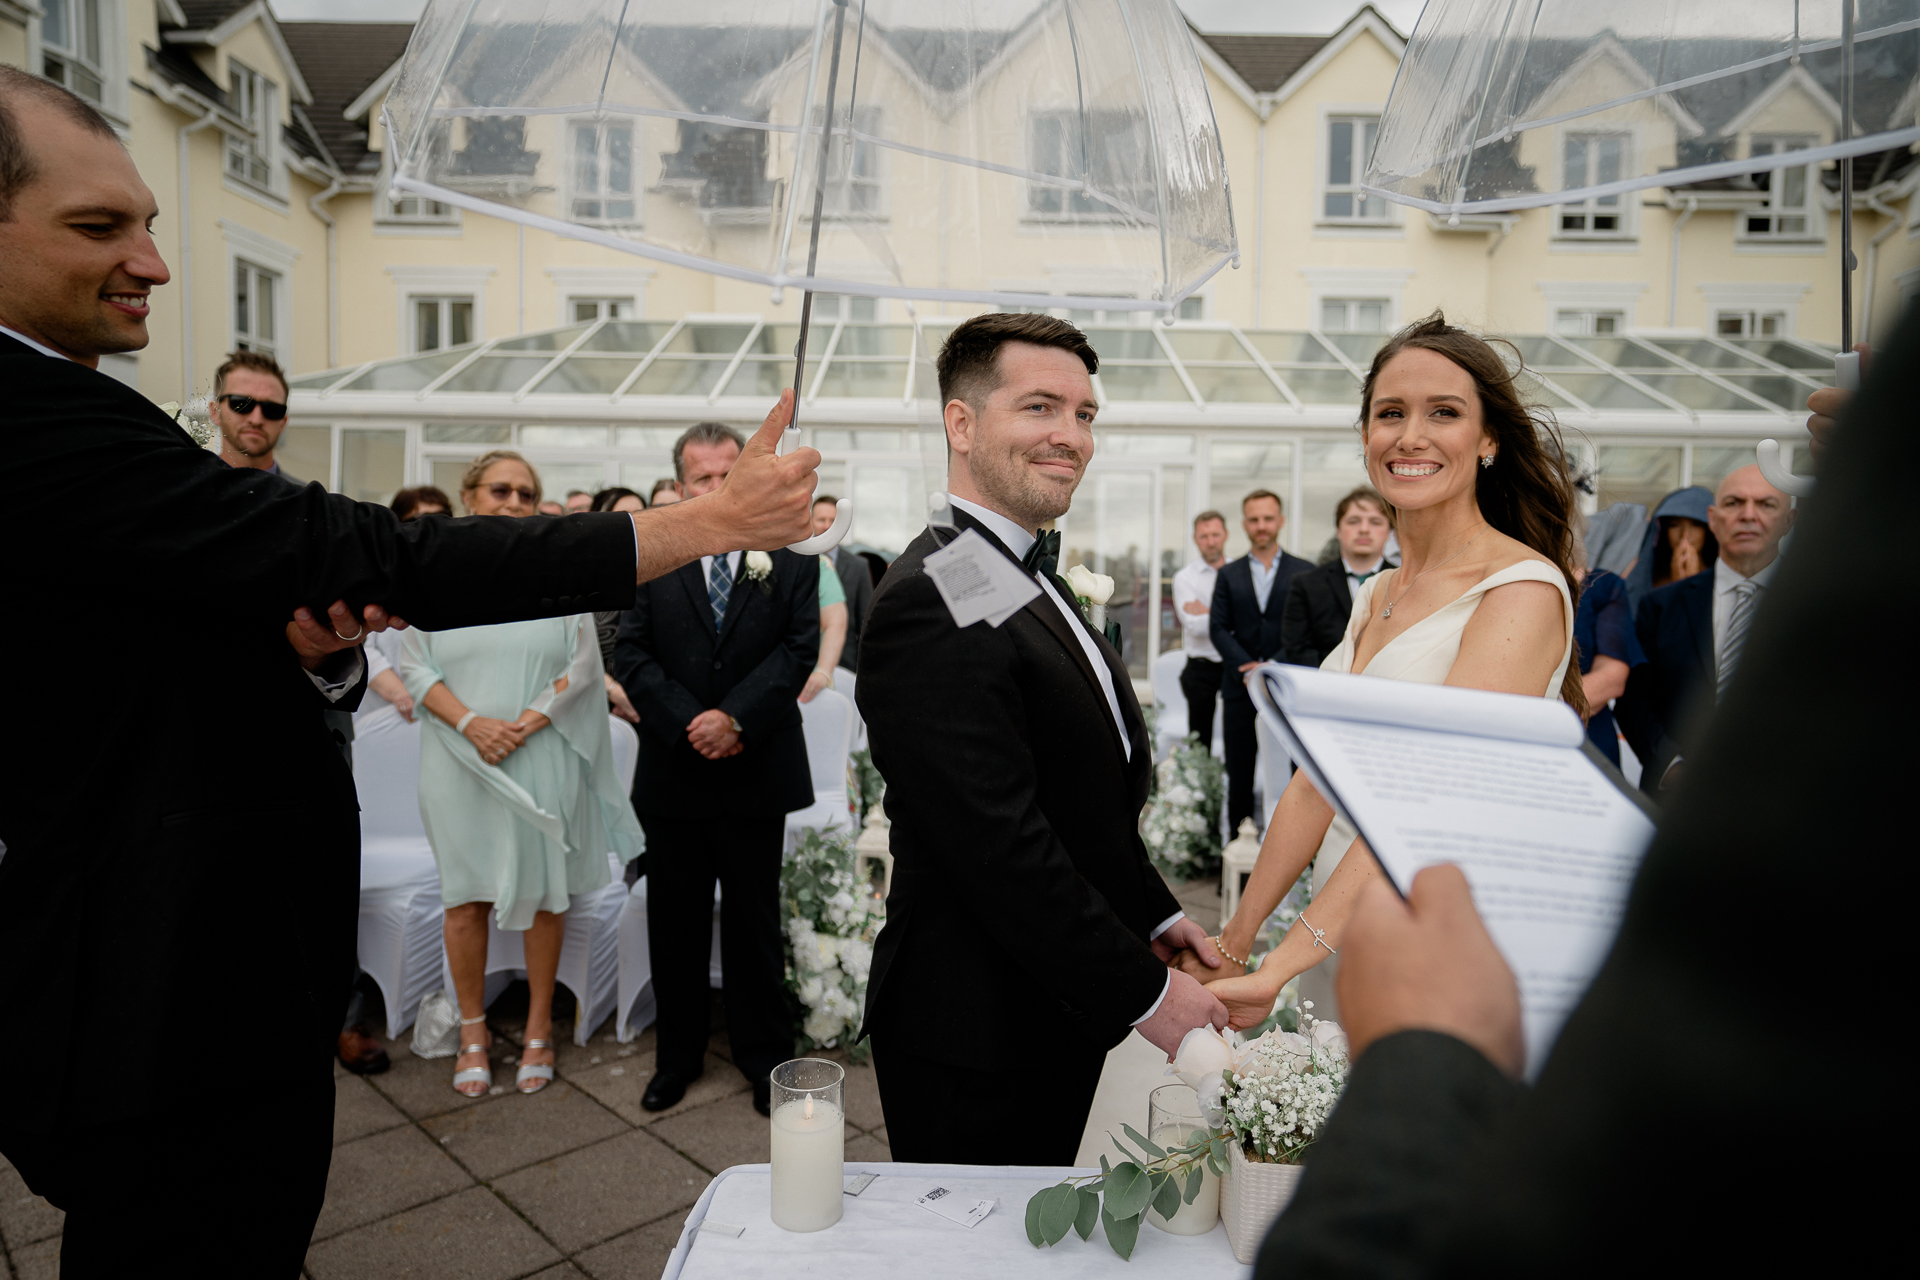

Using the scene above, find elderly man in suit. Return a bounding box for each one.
[857,313,1228,1167]
[1282,486,1394,669]
[0,67,820,1276]
[1211,490,1316,831]
[614,423,820,1117]
[1615,463,1793,794]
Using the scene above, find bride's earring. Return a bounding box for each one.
[1480,454,1494,469]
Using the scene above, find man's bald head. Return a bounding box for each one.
[1709,463,1793,577]
[0,66,167,365]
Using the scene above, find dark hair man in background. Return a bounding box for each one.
[209,348,295,475]
[1282,486,1394,669]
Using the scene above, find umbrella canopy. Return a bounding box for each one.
[383,0,1237,316]
[1364,0,1920,219]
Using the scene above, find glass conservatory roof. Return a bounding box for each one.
[288,316,1833,421]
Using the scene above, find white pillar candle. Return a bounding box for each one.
[1146,1124,1220,1236]
[770,1095,845,1232]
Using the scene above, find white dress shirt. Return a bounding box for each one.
[945,495,1184,1024]
[1171,558,1222,661]
[699,551,745,592]
[1248,550,1282,612]
[1342,555,1391,603]
[1712,553,1780,658]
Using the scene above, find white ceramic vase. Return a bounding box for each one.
[1218,1142,1306,1264]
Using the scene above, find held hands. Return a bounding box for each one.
[1336,864,1524,1079]
[1136,969,1229,1059]
[686,708,742,759]
[286,599,409,672]
[1151,918,1223,973]
[690,390,822,552]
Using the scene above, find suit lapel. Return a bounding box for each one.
[1331,563,1353,617]
[1684,572,1715,679]
[680,560,719,640]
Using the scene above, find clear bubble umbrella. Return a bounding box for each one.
[384,0,1238,537]
[1365,0,1919,493]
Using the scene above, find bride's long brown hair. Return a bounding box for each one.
[1357,312,1587,717]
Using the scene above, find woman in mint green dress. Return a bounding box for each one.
[399,451,644,1096]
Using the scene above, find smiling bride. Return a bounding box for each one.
[1179,312,1587,1028]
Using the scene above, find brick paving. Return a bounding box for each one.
[0,874,1220,1279]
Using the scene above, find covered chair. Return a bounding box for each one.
[784,687,857,852]
[1150,647,1224,762]
[831,666,866,752]
[352,704,445,1039]
[462,716,641,1045]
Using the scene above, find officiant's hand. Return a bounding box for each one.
[1337,864,1524,1079]
[287,600,409,672]
[1135,970,1228,1059]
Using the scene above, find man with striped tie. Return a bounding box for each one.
[1618,464,1793,795]
[612,422,822,1116]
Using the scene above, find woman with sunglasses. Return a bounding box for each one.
[398,450,645,1096]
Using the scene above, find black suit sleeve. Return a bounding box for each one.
[860,570,1169,1033]
[1281,573,1318,667]
[1612,594,1674,781]
[718,558,821,737]
[1211,568,1255,671]
[612,584,707,736]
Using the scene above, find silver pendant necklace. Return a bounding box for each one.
[1381,525,1488,619]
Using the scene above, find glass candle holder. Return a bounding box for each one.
[769,1058,845,1232]
[1146,1083,1220,1235]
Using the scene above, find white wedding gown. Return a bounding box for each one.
[1294,561,1574,1018]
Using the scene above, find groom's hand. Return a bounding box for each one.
[1135,970,1228,1060]
[1150,917,1221,971]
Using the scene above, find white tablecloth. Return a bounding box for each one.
[663,1162,1249,1279]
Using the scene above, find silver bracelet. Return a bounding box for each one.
[455,711,478,734]
[1298,913,1336,955]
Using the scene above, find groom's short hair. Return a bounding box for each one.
[937,313,1098,410]
[1,65,121,221]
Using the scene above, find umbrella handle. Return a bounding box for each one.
[1755,440,1814,498]
[778,424,852,554]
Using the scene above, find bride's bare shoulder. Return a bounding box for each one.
[1478,528,1557,576]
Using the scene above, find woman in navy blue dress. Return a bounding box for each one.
[1574,568,1647,766]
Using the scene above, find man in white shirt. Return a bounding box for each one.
[1172,509,1229,746]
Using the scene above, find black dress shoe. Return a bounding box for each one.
[752,1080,771,1116]
[642,1068,701,1112]
[336,1026,391,1076]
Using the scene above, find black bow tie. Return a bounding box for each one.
[1021,529,1060,579]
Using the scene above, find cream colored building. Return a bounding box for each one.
[8,1,1914,674]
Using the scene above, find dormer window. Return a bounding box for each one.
[227,62,278,191]
[1558,133,1630,238]
[1742,135,1819,240]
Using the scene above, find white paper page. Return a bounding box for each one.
[923,528,1041,629]
[1268,663,1585,748]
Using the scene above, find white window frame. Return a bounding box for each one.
[808,104,886,220]
[567,117,641,227]
[1556,130,1633,240]
[547,266,653,327]
[29,0,129,122]
[1695,282,1806,339]
[1554,308,1627,337]
[1712,309,1789,339]
[410,296,476,353]
[1025,108,1153,224]
[232,259,283,358]
[375,148,459,228]
[1301,267,1411,333]
[385,265,494,356]
[219,219,298,369]
[567,296,636,323]
[1319,297,1391,333]
[812,294,883,324]
[1739,134,1822,243]
[225,60,282,196]
[1320,112,1390,225]
[38,0,107,105]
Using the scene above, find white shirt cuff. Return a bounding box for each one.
[1132,971,1173,1026]
[1148,911,1185,941]
[305,649,365,703]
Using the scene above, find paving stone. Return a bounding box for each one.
[526,1265,591,1279]
[367,1037,519,1122]
[572,1215,687,1280]
[0,1157,62,1250]
[569,1052,745,1127]
[646,1092,769,1175]
[840,1057,884,1130]
[333,1072,410,1145]
[493,1130,705,1254]
[312,1124,474,1242]
[305,1186,559,1280]
[419,1083,627,1181]
[10,1235,59,1280]
[845,1131,891,1163]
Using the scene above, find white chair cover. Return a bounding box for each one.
[831,667,866,752]
[614,878,724,1042]
[1254,710,1293,836]
[463,715,642,1046]
[785,688,857,853]
[1150,647,1225,763]
[352,705,445,1039]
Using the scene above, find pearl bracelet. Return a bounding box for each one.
[1210,935,1250,967]
[455,711,478,735]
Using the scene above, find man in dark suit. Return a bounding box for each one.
[614,423,820,1117]
[1253,312,1903,1280]
[1211,490,1315,830]
[1281,485,1393,669]
[0,70,820,1276]
[858,313,1228,1166]
[813,494,875,672]
[1614,464,1793,795]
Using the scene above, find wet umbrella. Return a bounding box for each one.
[1364,0,1919,493]
[383,0,1238,537]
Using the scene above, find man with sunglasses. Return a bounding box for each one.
[210,350,294,475]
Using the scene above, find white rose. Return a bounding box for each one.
[1169,1025,1237,1090]
[745,550,774,579]
[1063,563,1115,604]
[804,1006,843,1043]
[1310,1020,1349,1061]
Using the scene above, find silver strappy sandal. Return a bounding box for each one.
[516,1039,556,1094]
[452,1014,492,1097]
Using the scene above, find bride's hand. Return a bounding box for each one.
[1206,971,1284,1031]
[1173,948,1245,985]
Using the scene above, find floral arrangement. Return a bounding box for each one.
[1170,1009,1350,1165]
[158,399,215,449]
[849,747,886,826]
[780,828,883,1056]
[1139,738,1225,880]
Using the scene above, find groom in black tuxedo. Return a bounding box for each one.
[858,313,1228,1166]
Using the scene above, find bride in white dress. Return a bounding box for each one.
[1185,314,1587,1028]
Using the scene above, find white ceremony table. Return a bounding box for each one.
[662,1162,1250,1279]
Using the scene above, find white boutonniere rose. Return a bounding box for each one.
[743,550,774,581]
[1063,562,1115,605]
[158,400,215,449]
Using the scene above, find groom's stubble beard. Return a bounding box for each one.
[967,431,1086,531]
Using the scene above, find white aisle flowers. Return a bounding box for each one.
[781,829,882,1054]
[1169,1007,1351,1164]
[1140,741,1225,880]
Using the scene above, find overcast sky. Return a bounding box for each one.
[267,0,1430,37]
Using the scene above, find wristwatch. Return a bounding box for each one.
[728,715,744,734]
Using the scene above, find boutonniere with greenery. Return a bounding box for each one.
[743,549,775,596]
[1063,563,1123,651]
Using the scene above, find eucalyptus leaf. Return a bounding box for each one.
[1074,1187,1100,1241]
[1024,1190,1046,1248]
[1122,1124,1167,1161]
[1100,1154,1112,1175]
[1038,1183,1079,1246]
[1103,1162,1154,1220]
[1184,1164,1205,1205]
[1112,1136,1143,1165]
[1101,1206,1141,1261]
[1208,1153,1225,1177]
[1151,1173,1183,1222]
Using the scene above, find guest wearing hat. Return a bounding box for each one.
[1622,486,1716,609]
